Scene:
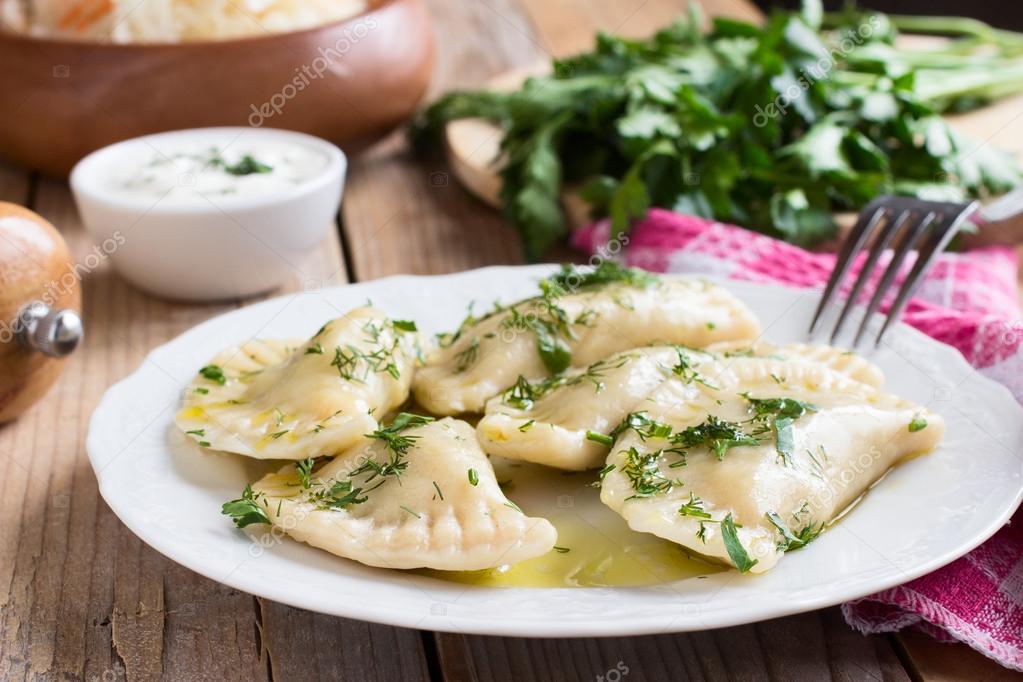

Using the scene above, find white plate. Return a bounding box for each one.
[87,265,1023,637]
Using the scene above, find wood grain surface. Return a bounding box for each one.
[0,0,1015,680]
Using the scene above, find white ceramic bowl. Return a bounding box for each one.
[71,127,345,301]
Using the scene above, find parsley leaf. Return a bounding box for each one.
[222,485,271,528]
[908,415,928,432]
[199,365,227,385]
[721,513,758,573]
[766,511,825,552]
[411,7,1023,258]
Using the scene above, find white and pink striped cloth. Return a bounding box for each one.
[574,209,1023,671]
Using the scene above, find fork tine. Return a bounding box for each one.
[829,208,911,343]
[875,201,979,345]
[808,199,886,335]
[852,211,937,346]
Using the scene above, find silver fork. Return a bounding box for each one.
[809,190,1023,347]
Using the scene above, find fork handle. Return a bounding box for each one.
[962,186,1023,247]
[976,187,1023,224]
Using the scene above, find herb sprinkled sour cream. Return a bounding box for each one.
[112,139,329,203]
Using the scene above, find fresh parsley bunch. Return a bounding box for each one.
[411,1,1023,260]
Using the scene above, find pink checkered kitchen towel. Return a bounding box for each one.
[574,208,1023,671]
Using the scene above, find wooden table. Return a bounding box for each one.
[1,1,1020,680]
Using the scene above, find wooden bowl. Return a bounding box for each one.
[0,0,434,177]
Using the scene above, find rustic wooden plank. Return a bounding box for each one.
[339,0,546,281]
[435,609,916,682]
[0,158,435,680]
[896,631,1022,682]
[257,603,430,681]
[0,178,270,682]
[437,609,912,682]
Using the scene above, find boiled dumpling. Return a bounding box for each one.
[706,341,884,388]
[599,355,943,573]
[233,416,557,570]
[175,307,421,460]
[476,343,885,472]
[413,265,760,415]
[477,346,709,471]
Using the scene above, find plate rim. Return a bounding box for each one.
[86,264,1023,637]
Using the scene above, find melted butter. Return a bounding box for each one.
[178,406,206,420]
[421,514,722,588]
[252,409,277,427]
[419,458,724,588]
[206,400,242,410]
[257,472,303,498]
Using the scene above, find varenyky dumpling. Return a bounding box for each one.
[477,346,702,471]
[413,264,760,415]
[705,341,885,388]
[598,355,944,573]
[476,343,886,472]
[175,307,421,460]
[230,416,557,570]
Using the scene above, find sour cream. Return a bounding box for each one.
[110,138,329,204]
[71,127,346,300]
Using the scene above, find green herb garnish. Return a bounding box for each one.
[766,511,825,552]
[222,485,271,528]
[313,480,367,510]
[621,446,680,499]
[538,262,657,293]
[610,411,674,441]
[678,493,712,519]
[671,416,759,460]
[222,154,272,176]
[199,365,226,385]
[296,458,315,489]
[593,463,616,488]
[353,413,435,483]
[455,337,480,373]
[721,513,758,573]
[412,4,1023,259]
[743,394,818,464]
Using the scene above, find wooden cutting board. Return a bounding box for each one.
[445,56,1023,245]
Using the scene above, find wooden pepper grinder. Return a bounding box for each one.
[0,202,83,424]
